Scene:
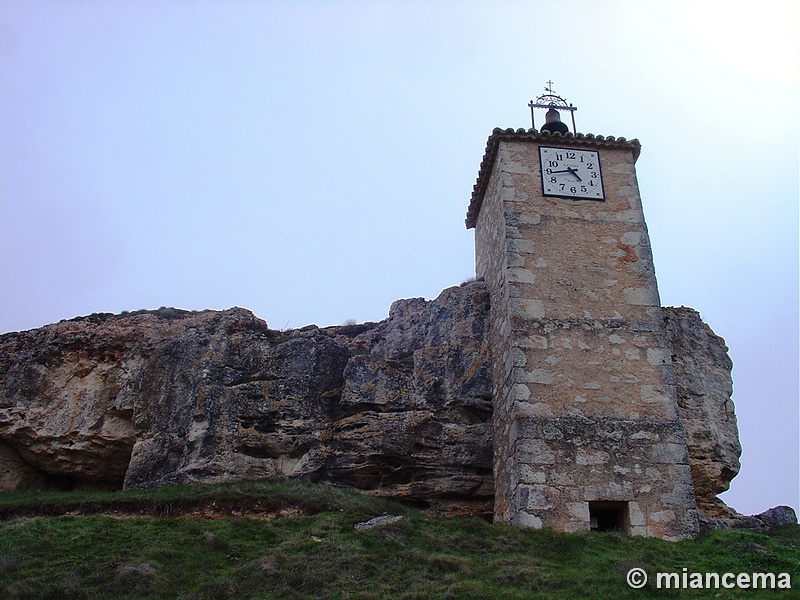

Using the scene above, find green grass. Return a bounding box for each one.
[0,480,797,599]
[0,478,391,519]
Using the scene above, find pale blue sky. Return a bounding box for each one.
[1,0,797,515]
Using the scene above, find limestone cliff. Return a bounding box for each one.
[664,306,741,518]
[0,282,740,519]
[0,284,493,517]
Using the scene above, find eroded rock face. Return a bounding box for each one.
[663,307,741,518]
[322,286,493,515]
[0,312,150,490]
[0,284,741,520]
[0,284,493,516]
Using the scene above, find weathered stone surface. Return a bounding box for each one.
[0,310,156,490]
[664,306,741,518]
[471,134,699,540]
[699,513,766,531]
[755,505,798,528]
[353,515,404,530]
[0,282,750,523]
[0,284,493,517]
[320,284,494,516]
[699,505,798,532]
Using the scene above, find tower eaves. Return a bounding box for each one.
[465,128,641,229]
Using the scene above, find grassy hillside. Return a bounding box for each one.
[0,479,797,599]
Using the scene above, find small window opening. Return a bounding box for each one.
[589,501,629,533]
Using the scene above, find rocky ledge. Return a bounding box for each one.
[0,281,772,524]
[0,283,493,517]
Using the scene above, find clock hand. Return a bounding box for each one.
[566,167,582,181]
[549,168,583,181]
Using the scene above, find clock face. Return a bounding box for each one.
[539,147,604,200]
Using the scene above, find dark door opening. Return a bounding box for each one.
[589,501,629,533]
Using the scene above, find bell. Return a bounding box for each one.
[540,108,569,135]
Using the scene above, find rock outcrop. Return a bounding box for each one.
[664,307,741,518]
[0,282,747,521]
[0,283,493,517]
[699,505,798,532]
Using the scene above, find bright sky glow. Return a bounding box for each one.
[686,0,798,85]
[1,0,797,516]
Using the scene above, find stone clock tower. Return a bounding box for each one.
[465,108,700,540]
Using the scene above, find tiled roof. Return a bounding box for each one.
[465,128,642,229]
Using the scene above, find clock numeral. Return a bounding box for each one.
[570,186,577,194]
[591,172,598,178]
[566,151,576,159]
[580,185,587,193]
[549,160,559,167]
[549,176,557,183]
[586,162,594,169]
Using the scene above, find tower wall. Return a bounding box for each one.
[469,130,699,540]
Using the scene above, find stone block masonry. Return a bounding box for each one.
[467,129,700,540]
